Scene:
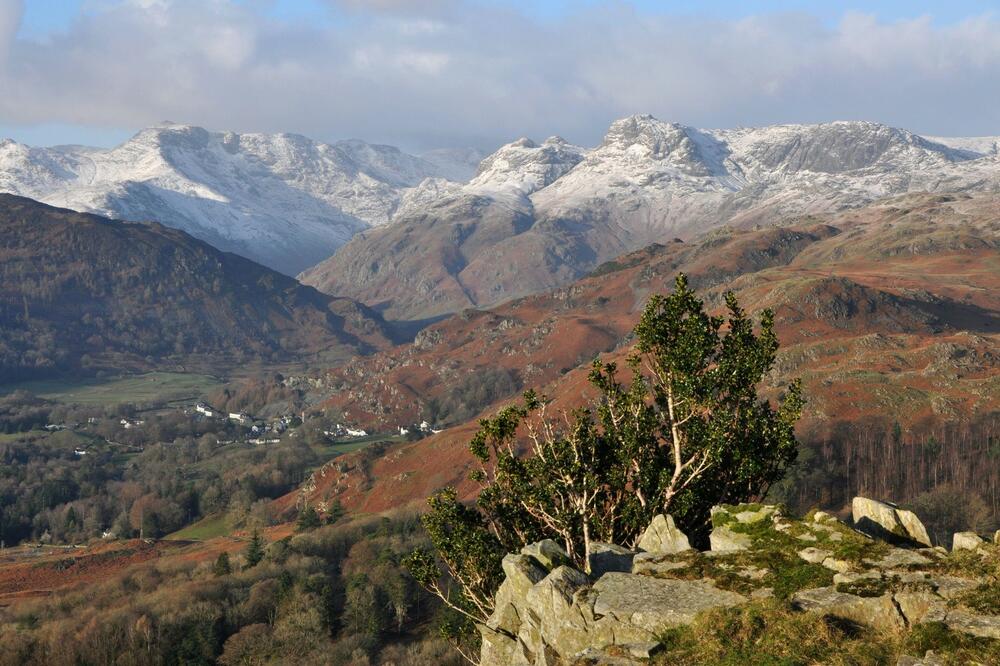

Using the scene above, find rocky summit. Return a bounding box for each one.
[480,498,1000,665]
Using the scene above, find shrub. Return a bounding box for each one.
[406,274,803,643]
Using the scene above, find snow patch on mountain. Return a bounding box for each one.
[0,123,468,274]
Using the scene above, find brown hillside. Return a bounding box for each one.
[0,195,396,381]
[292,193,1000,514]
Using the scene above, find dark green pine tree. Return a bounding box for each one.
[245,529,265,568]
[296,506,322,532]
[212,551,232,577]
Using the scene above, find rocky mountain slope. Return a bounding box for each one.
[283,193,1000,516]
[0,124,469,275]
[0,195,395,381]
[302,117,1000,320]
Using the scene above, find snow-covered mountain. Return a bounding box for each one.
[0,123,464,274]
[4,115,999,314]
[301,115,1000,320]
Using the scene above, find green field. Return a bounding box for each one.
[165,513,236,541]
[312,434,406,460]
[0,372,225,406]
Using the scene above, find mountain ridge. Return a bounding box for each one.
[301,116,1000,321]
[0,124,469,275]
[0,194,395,381]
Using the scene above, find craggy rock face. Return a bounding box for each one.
[480,499,1000,665]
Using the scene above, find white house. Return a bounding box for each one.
[345,427,368,437]
[195,404,215,417]
[398,426,410,436]
[229,412,250,424]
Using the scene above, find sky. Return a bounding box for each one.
[1,0,1000,151]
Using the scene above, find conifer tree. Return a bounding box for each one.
[245,529,265,568]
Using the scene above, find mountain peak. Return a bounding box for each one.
[600,114,698,159]
[470,134,585,195]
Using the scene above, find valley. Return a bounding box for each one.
[0,122,998,666]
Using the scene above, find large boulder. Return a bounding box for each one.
[523,565,592,656]
[591,572,746,634]
[792,586,906,632]
[952,532,986,552]
[588,542,636,578]
[852,497,931,547]
[522,539,572,571]
[636,514,691,554]
[709,525,752,552]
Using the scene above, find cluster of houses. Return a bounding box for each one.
[324,424,369,438]
[193,403,295,445]
[398,420,444,436]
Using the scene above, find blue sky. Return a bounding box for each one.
[19,0,1000,36]
[3,0,1000,149]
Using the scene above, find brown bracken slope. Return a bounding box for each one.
[286,192,1000,515]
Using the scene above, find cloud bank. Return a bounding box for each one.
[1,1,999,149]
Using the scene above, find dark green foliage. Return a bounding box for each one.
[296,506,322,532]
[245,529,265,568]
[326,499,345,525]
[213,552,232,577]
[408,274,803,628]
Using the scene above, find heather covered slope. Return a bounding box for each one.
[0,195,395,381]
[291,193,1000,515]
[302,117,1000,321]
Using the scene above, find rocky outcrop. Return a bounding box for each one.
[479,500,1000,665]
[852,496,932,547]
[636,514,691,554]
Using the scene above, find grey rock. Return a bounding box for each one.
[479,623,531,666]
[952,531,986,551]
[636,514,691,554]
[894,591,947,625]
[941,609,1000,639]
[631,552,689,576]
[822,557,853,573]
[502,553,549,597]
[797,547,832,564]
[792,586,906,632]
[926,575,979,600]
[623,641,663,659]
[865,547,933,570]
[897,652,945,666]
[525,565,593,656]
[852,496,931,547]
[521,539,571,571]
[592,573,745,634]
[710,525,752,552]
[589,542,637,578]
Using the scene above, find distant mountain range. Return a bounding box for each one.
[0,124,482,275]
[301,116,1000,320]
[2,116,999,321]
[0,195,395,382]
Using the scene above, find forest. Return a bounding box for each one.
[0,513,462,666]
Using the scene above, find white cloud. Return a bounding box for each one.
[1,2,999,150]
[0,0,23,65]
